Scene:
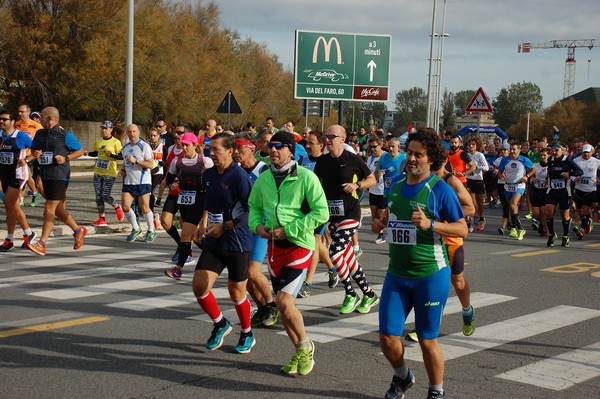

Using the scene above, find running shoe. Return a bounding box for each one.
[164,266,182,280]
[524,212,532,220]
[233,332,256,354]
[0,239,14,252]
[184,255,193,264]
[297,281,312,298]
[572,225,580,233]
[205,319,232,351]
[250,306,269,326]
[73,226,87,250]
[476,219,486,231]
[153,213,160,230]
[296,340,315,376]
[375,233,386,244]
[516,229,526,240]
[584,223,593,235]
[327,269,339,288]
[144,231,157,242]
[171,248,180,263]
[497,227,506,236]
[561,235,570,247]
[339,293,361,314]
[547,232,558,247]
[508,228,517,238]
[531,219,540,231]
[427,389,446,399]
[356,293,380,314]
[405,331,419,342]
[115,205,125,222]
[92,217,108,227]
[126,228,142,242]
[385,369,415,399]
[30,192,42,207]
[463,306,475,336]
[27,190,34,196]
[577,228,585,240]
[25,241,46,256]
[281,352,300,375]
[467,218,473,233]
[354,246,363,259]
[263,305,280,327]
[21,231,37,248]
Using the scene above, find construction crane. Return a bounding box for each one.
[518,39,596,98]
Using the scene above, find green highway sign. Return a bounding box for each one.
[295,30,391,101]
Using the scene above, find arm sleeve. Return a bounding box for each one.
[65,132,83,151]
[284,171,330,239]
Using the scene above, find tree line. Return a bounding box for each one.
[1,0,597,144]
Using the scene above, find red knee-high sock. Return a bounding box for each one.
[234,295,252,333]
[196,291,222,322]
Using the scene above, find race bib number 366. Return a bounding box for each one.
[388,220,417,245]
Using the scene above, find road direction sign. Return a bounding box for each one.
[295,30,391,101]
[466,87,493,113]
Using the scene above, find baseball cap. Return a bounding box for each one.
[582,144,593,153]
[551,143,563,150]
[30,111,41,119]
[100,120,113,128]
[501,142,510,150]
[180,132,198,145]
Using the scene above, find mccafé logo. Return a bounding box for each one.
[313,36,343,64]
[361,88,380,98]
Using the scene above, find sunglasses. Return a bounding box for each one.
[155,124,165,128]
[268,142,288,150]
[325,134,339,141]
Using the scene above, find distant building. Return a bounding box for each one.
[561,87,600,104]
[383,110,396,132]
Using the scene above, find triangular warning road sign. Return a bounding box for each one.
[465,87,493,113]
[216,91,242,114]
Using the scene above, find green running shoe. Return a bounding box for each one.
[516,229,526,240]
[546,232,558,247]
[296,340,315,375]
[462,306,475,336]
[339,293,361,314]
[508,228,517,238]
[356,293,380,314]
[126,228,142,242]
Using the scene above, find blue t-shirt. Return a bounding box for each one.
[202,163,253,252]
[378,152,407,197]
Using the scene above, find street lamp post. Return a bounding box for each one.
[433,0,448,132]
[125,0,134,126]
[425,0,437,128]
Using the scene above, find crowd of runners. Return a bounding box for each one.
[2,106,600,399]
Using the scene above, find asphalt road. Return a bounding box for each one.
[1,177,600,398]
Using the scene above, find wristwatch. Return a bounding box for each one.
[356,181,362,188]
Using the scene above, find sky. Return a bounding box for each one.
[216,0,600,110]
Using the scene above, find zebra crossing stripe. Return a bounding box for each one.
[0,250,168,271]
[0,262,169,289]
[294,292,516,343]
[495,341,600,390]
[30,276,176,300]
[403,305,600,362]
[108,271,331,312]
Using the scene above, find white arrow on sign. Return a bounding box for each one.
[367,60,377,82]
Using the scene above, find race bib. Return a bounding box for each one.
[177,190,196,205]
[95,158,110,170]
[0,152,14,165]
[581,177,592,185]
[388,220,417,245]
[327,199,345,216]
[504,183,518,192]
[39,151,54,165]
[207,212,224,224]
[384,176,394,189]
[550,179,565,189]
